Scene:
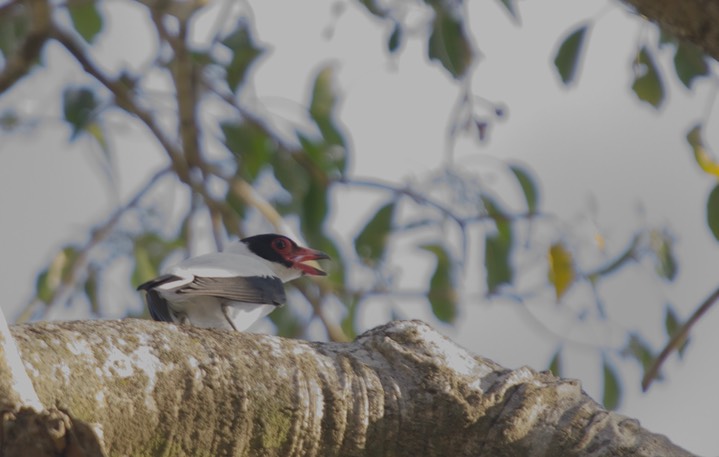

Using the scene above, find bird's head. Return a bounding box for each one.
[238,234,330,282]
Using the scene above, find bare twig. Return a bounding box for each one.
[333,176,469,266]
[204,79,299,154]
[50,24,192,183]
[150,10,203,173]
[642,284,719,391]
[230,178,291,233]
[16,167,172,323]
[292,281,348,343]
[52,21,242,243]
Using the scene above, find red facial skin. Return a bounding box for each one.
[271,237,330,276]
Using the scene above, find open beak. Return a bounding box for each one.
[290,247,330,276]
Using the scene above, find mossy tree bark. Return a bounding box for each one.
[0,319,694,456]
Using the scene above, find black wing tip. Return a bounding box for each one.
[137,274,181,291]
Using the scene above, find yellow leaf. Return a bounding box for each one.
[548,242,575,302]
[687,125,719,178]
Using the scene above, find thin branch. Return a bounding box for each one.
[52,22,242,244]
[230,178,290,233]
[150,10,202,173]
[334,175,470,266]
[292,281,348,343]
[204,79,299,154]
[49,24,192,183]
[642,284,719,391]
[16,167,173,323]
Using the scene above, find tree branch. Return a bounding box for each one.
[621,0,719,62]
[7,319,693,456]
[15,166,173,324]
[642,284,719,391]
[50,24,192,183]
[0,0,51,94]
[0,307,41,410]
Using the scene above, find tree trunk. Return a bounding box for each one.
[0,319,694,456]
[622,0,719,60]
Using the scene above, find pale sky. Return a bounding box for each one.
[1,0,718,453]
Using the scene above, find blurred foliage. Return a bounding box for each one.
[553,24,588,85]
[0,0,716,409]
[602,357,621,411]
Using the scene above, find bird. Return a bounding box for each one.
[137,233,329,331]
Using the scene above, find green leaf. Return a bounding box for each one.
[421,244,458,323]
[427,7,473,79]
[509,164,538,213]
[63,86,100,140]
[35,268,53,304]
[602,357,622,410]
[271,153,310,213]
[485,221,513,294]
[688,124,719,178]
[707,183,719,242]
[224,185,246,220]
[649,229,677,281]
[56,246,79,284]
[553,24,588,85]
[622,333,659,381]
[657,27,676,48]
[221,121,277,181]
[131,244,157,289]
[388,21,402,53]
[84,267,100,315]
[354,201,396,265]
[222,22,264,92]
[131,234,183,288]
[358,0,388,17]
[34,246,80,304]
[673,42,708,89]
[481,194,507,219]
[548,242,575,302]
[300,179,329,236]
[498,0,519,21]
[632,47,665,109]
[0,109,20,132]
[68,1,103,44]
[268,303,304,338]
[548,347,562,377]
[665,305,690,358]
[340,297,359,340]
[308,66,346,152]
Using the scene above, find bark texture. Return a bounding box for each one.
[622,0,719,61]
[0,319,693,456]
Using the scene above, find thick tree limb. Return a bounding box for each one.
[622,0,719,61]
[2,319,692,456]
[0,304,41,410]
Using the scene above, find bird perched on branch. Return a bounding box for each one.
[137,234,329,331]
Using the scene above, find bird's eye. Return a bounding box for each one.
[273,238,288,251]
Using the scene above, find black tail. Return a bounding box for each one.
[137,274,180,323]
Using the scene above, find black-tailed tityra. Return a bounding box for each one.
[137,234,329,331]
